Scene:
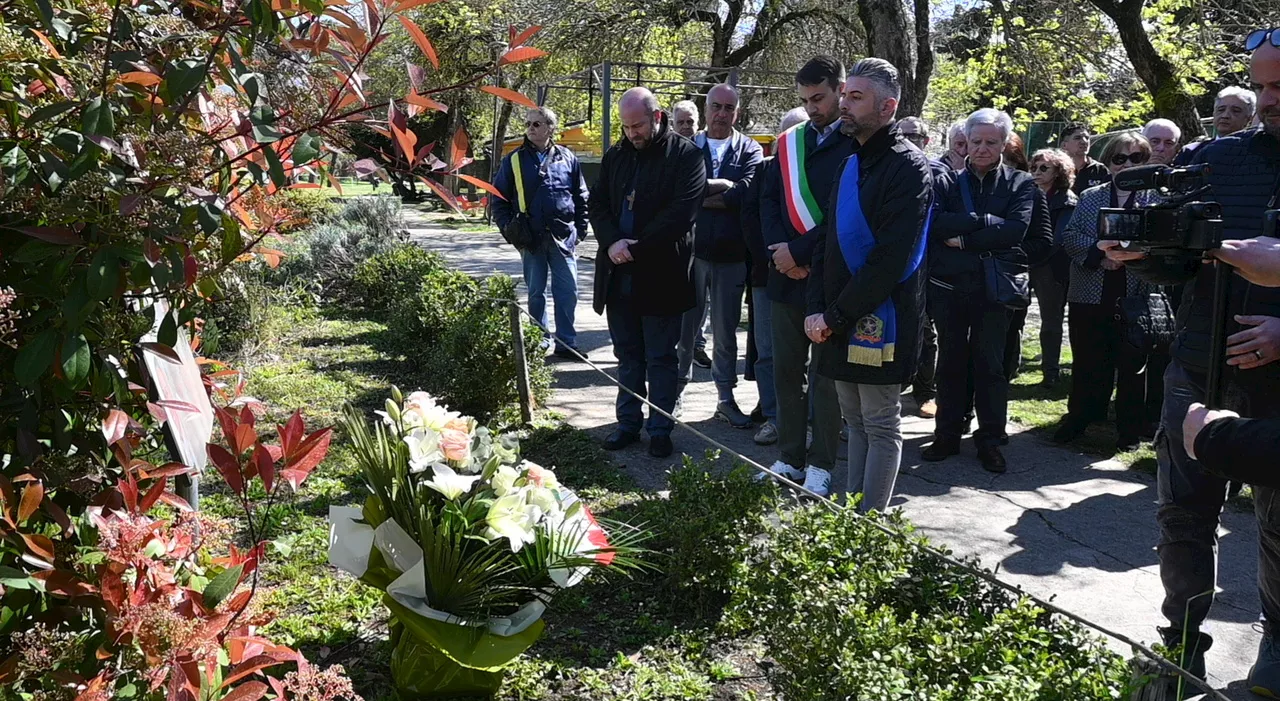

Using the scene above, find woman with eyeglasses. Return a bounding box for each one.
[1053,132,1159,451]
[1026,149,1077,385]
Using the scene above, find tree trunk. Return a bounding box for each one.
[1088,0,1204,138]
[856,0,930,117]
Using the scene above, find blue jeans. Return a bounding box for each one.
[752,288,777,420]
[521,240,578,351]
[606,273,682,438]
[678,259,747,402]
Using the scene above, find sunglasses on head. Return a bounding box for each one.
[1110,151,1150,166]
[1246,28,1280,51]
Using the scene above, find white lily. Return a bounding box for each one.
[491,464,520,497]
[403,427,443,464]
[423,463,481,500]
[485,493,537,552]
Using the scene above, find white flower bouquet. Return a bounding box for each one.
[328,389,646,698]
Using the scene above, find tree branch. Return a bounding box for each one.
[725,8,830,66]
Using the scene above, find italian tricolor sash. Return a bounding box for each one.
[776,124,823,234]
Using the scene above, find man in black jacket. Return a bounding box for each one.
[1101,37,1280,697]
[922,108,1037,472]
[758,56,857,497]
[804,58,932,512]
[589,87,706,459]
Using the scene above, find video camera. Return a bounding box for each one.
[1097,164,1225,255]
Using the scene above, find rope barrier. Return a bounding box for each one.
[473,292,1228,701]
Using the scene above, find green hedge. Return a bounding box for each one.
[649,461,1132,700]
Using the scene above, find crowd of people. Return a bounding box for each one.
[491,35,1280,697]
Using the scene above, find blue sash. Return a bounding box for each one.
[835,154,930,366]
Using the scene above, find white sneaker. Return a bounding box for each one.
[801,465,832,498]
[756,460,804,482]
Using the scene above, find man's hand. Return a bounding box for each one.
[1097,240,1147,264]
[805,313,831,344]
[702,194,727,209]
[944,237,962,249]
[769,242,798,273]
[608,239,638,265]
[1211,238,1280,288]
[706,178,734,195]
[786,266,809,280]
[1183,402,1240,460]
[1226,315,1280,369]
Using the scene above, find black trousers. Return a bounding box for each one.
[1065,302,1147,441]
[911,312,937,402]
[745,277,757,381]
[929,280,1013,449]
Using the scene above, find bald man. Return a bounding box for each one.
[589,87,707,459]
[676,84,764,429]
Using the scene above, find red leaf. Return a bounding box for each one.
[447,128,469,170]
[511,25,542,47]
[220,654,293,689]
[282,412,304,455]
[22,533,55,564]
[455,174,506,201]
[208,444,245,495]
[394,0,443,11]
[43,498,72,535]
[0,475,16,525]
[396,16,439,69]
[405,60,425,93]
[498,46,548,66]
[405,93,448,113]
[157,493,193,512]
[254,446,275,494]
[418,176,462,213]
[120,193,144,215]
[103,409,130,446]
[139,342,182,363]
[140,477,168,512]
[32,569,96,597]
[143,463,192,480]
[387,101,419,164]
[268,677,288,701]
[119,470,139,514]
[220,681,268,701]
[283,428,331,491]
[12,226,80,245]
[478,85,537,109]
[17,481,43,523]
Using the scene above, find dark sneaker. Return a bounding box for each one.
[602,429,640,451]
[648,434,673,458]
[1250,633,1280,699]
[1040,370,1060,386]
[693,348,712,368]
[921,437,960,462]
[1052,419,1087,444]
[1131,628,1212,701]
[977,445,1006,473]
[715,401,753,429]
[749,404,765,423]
[552,346,580,361]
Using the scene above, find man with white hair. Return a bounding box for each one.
[492,106,590,360]
[942,120,967,170]
[676,83,765,428]
[1214,85,1257,136]
[1142,118,1183,165]
[671,100,699,139]
[589,87,707,459]
[922,107,1038,472]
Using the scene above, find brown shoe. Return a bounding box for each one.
[917,399,937,419]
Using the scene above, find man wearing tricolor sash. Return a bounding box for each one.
[803,58,932,512]
[758,56,856,497]
[675,84,764,429]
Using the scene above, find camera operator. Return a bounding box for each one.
[1099,34,1280,696]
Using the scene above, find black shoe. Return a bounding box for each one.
[648,434,673,458]
[922,437,960,462]
[603,429,639,451]
[1129,628,1212,701]
[1040,370,1060,386]
[1052,419,1086,444]
[749,404,765,423]
[552,346,580,361]
[693,348,712,368]
[977,445,1006,473]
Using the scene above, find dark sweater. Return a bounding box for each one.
[759,124,856,307]
[1195,416,1280,486]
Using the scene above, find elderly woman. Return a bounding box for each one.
[921,108,1038,472]
[1053,132,1158,451]
[1026,149,1077,384]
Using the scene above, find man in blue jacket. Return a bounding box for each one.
[492,106,590,359]
[676,83,764,428]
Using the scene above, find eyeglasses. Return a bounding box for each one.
[1246,28,1280,51]
[902,132,927,143]
[1109,152,1150,166]
[525,121,546,128]
[1031,164,1054,173]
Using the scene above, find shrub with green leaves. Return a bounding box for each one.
[654,456,778,616]
[276,196,407,294]
[351,244,444,316]
[726,506,1132,700]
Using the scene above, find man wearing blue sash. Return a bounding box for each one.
[804,58,932,512]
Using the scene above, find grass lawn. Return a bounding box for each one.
[312,180,386,198]
[206,300,775,701]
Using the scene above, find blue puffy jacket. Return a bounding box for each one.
[491,139,590,255]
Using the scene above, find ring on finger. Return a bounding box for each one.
[1256,349,1265,360]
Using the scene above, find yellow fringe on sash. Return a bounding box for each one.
[847,343,895,367]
